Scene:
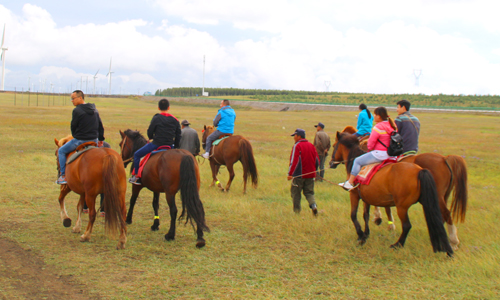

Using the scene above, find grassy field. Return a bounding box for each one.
[0,94,499,299]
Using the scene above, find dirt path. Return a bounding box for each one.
[0,225,100,300]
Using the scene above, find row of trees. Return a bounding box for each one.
[154,87,500,109]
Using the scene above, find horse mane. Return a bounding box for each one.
[58,135,73,147]
[337,132,366,174]
[342,125,357,134]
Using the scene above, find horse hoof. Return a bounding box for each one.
[390,243,402,249]
[164,234,175,241]
[374,218,382,226]
[63,218,72,228]
[116,243,126,250]
[151,226,159,231]
[357,238,366,246]
[80,235,90,242]
[196,239,206,248]
[126,219,132,225]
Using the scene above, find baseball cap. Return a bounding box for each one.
[314,122,325,129]
[290,128,306,138]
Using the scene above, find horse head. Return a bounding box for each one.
[201,125,215,150]
[329,131,362,170]
[119,129,147,169]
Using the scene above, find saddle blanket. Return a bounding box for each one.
[354,157,398,186]
[133,145,171,178]
[67,142,97,164]
[212,135,230,146]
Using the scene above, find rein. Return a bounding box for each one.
[120,135,134,163]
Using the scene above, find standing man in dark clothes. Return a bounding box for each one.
[313,122,331,182]
[179,119,200,156]
[129,99,181,185]
[395,99,420,155]
[56,90,105,184]
[287,129,320,216]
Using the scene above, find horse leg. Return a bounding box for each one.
[373,206,382,225]
[72,195,85,233]
[349,193,367,244]
[126,184,143,224]
[390,206,412,249]
[80,194,97,242]
[209,161,222,188]
[164,193,178,241]
[151,192,160,231]
[385,207,396,231]
[58,185,72,227]
[362,202,370,238]
[223,162,236,192]
[440,200,459,250]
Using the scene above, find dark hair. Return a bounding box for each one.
[73,90,84,100]
[158,99,170,110]
[397,99,411,111]
[359,103,371,119]
[374,106,397,130]
[222,99,230,106]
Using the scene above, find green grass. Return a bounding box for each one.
[0,95,499,299]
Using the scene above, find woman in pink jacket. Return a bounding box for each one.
[339,106,397,191]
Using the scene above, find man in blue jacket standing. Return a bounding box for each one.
[202,99,236,159]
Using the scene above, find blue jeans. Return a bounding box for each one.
[58,138,98,175]
[133,143,159,175]
[351,152,382,176]
[205,129,224,154]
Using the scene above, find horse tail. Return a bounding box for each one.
[102,154,127,237]
[445,155,468,223]
[418,169,453,256]
[239,138,258,188]
[179,155,209,232]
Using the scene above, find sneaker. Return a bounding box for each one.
[338,180,359,191]
[56,175,67,185]
[128,175,142,185]
[202,152,210,159]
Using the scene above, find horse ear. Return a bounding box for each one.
[336,131,340,140]
[204,125,206,130]
[54,138,59,146]
[119,130,124,138]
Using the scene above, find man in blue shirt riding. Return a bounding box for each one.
[202,99,236,159]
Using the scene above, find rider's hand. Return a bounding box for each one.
[287,176,293,181]
[98,141,103,147]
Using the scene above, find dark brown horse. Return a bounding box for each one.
[201,125,258,193]
[119,129,209,248]
[54,137,127,249]
[330,132,453,256]
[338,126,468,250]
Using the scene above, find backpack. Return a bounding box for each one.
[377,131,404,156]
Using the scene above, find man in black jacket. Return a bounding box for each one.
[56,90,105,184]
[129,99,181,185]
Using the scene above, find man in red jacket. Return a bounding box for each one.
[287,128,320,215]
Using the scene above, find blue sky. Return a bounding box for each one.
[1,0,499,95]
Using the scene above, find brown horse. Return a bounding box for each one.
[201,125,258,193]
[54,137,127,250]
[339,126,468,250]
[330,132,453,256]
[119,129,209,248]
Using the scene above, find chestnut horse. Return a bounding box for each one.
[338,125,467,250]
[201,125,258,193]
[119,129,209,248]
[54,137,127,249]
[331,132,453,256]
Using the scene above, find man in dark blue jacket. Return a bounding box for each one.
[129,98,181,185]
[202,99,236,159]
[56,90,104,184]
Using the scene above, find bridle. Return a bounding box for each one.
[120,135,133,164]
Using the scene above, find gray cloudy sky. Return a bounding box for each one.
[1,0,499,95]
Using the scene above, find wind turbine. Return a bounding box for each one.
[1,24,8,91]
[106,57,114,95]
[93,69,99,95]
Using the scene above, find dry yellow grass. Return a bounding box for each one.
[0,95,499,299]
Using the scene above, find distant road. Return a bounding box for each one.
[140,96,500,115]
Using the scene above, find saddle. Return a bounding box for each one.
[212,134,232,147]
[133,145,171,178]
[67,142,97,165]
[354,157,397,186]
